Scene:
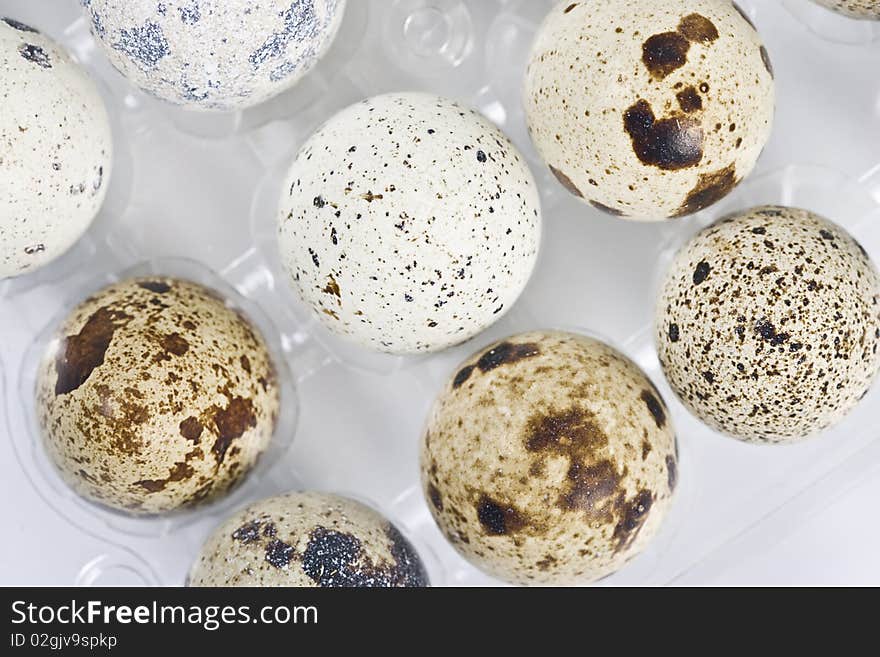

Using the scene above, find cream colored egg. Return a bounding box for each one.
[523,0,774,220]
[0,18,112,278]
[189,492,429,587]
[810,0,880,19]
[81,0,346,111]
[277,92,542,354]
[36,277,280,514]
[421,331,677,585]
[656,206,880,443]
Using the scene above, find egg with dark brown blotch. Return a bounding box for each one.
[420,330,677,585]
[810,0,880,19]
[524,0,774,220]
[656,206,880,444]
[189,492,429,587]
[36,277,280,514]
[1,18,112,278]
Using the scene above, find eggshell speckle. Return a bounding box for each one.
[657,206,880,444]
[0,18,112,278]
[277,92,542,354]
[810,0,880,19]
[80,0,346,111]
[189,492,429,587]
[421,330,677,585]
[524,0,774,220]
[36,277,280,514]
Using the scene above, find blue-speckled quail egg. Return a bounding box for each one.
[0,18,112,278]
[80,0,346,111]
[189,492,429,587]
[810,0,880,19]
[277,92,542,354]
[657,206,880,444]
[524,0,775,220]
[421,331,678,585]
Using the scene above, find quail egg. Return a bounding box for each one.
[277,92,542,354]
[36,277,280,514]
[0,18,112,278]
[810,0,880,19]
[189,492,429,587]
[524,0,775,220]
[656,206,880,443]
[421,330,677,585]
[80,0,346,111]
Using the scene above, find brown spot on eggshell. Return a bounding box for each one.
[180,416,203,442]
[476,341,541,373]
[642,32,691,80]
[476,494,528,536]
[452,364,476,389]
[674,164,738,217]
[212,396,257,465]
[623,100,703,171]
[590,200,626,217]
[676,86,703,113]
[135,459,195,493]
[427,483,443,511]
[549,165,583,198]
[55,306,131,395]
[677,14,719,43]
[640,390,667,429]
[160,332,189,357]
[612,490,654,553]
[138,280,171,294]
[322,274,341,299]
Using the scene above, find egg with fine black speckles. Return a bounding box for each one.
[524,0,775,220]
[277,92,542,354]
[36,277,280,514]
[189,492,429,587]
[810,0,880,19]
[1,18,112,278]
[421,330,677,585]
[657,206,880,444]
[80,0,346,111]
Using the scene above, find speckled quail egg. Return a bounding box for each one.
[277,92,542,354]
[810,0,880,19]
[36,277,280,514]
[523,0,775,220]
[189,492,429,587]
[657,206,880,444]
[80,0,346,111]
[421,330,678,585]
[0,18,112,278]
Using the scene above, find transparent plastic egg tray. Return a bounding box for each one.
[2,0,880,586]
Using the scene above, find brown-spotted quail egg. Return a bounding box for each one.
[36,277,280,514]
[657,206,880,444]
[189,492,429,587]
[810,0,880,19]
[277,92,542,354]
[524,0,775,220]
[421,331,678,585]
[1,18,112,278]
[80,0,346,111]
